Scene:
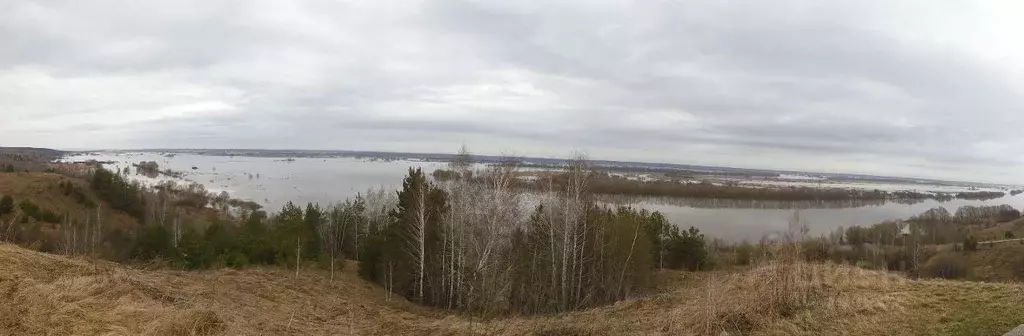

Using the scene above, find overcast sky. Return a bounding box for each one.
[4,1,1024,183]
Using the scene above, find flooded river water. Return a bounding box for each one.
[65,152,1024,241]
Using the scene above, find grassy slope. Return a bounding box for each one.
[962,243,1024,282]
[0,172,138,232]
[3,244,1024,336]
[976,216,1024,241]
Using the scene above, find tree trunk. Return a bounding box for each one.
[417,181,426,303]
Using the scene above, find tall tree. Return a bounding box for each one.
[390,168,448,304]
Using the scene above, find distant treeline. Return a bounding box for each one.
[836,205,1021,247]
[0,147,64,172]
[595,194,893,210]
[954,191,1006,200]
[580,175,1004,202]
[434,169,1005,202]
[580,177,893,201]
[519,163,780,178]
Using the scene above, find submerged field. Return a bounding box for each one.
[3,243,1023,336]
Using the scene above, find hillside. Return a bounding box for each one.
[0,147,64,172]
[3,244,1024,335]
[0,172,137,229]
[961,243,1024,282]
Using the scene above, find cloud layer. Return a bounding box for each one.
[4,0,1024,183]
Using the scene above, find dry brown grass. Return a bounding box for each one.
[976,216,1024,241]
[465,262,911,336]
[0,172,138,231]
[0,243,451,335]
[961,243,1024,282]
[3,242,1024,335]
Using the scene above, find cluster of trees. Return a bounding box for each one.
[482,171,950,203]
[838,221,905,247]
[90,168,145,221]
[587,175,861,201]
[18,200,61,223]
[782,204,1024,279]
[134,161,161,178]
[1,166,315,263]
[167,182,213,208]
[430,169,462,181]
[436,168,1009,205]
[954,205,1020,223]
[59,180,96,208]
[130,189,393,274]
[357,153,708,315]
[955,191,1006,200]
[829,205,1021,249]
[2,164,15,172]
[0,189,108,256]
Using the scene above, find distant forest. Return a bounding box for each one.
[432,168,1007,202]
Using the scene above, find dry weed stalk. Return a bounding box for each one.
[701,211,847,334]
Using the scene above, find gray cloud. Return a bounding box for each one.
[3,0,1024,183]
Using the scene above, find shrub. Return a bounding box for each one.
[430,169,461,181]
[132,224,176,261]
[90,168,145,221]
[0,195,13,215]
[1006,231,1016,239]
[664,226,709,271]
[1013,255,1024,280]
[882,248,912,271]
[59,181,96,208]
[735,241,754,266]
[17,200,60,223]
[921,253,969,279]
[963,236,978,251]
[800,238,830,262]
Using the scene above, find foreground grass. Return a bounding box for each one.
[908,280,1024,335]
[2,244,1023,335]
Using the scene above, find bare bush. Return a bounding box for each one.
[921,252,969,279]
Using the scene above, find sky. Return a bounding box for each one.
[4,1,1024,184]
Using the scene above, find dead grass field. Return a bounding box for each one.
[4,243,1024,335]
